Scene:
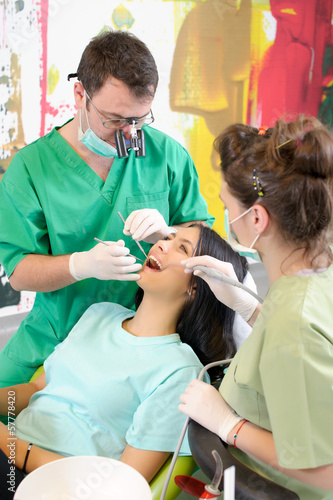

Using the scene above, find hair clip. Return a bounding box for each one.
[258,126,268,136]
[275,139,292,149]
[253,169,264,197]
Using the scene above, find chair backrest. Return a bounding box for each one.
[188,419,300,500]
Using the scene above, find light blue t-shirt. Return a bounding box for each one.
[15,303,206,458]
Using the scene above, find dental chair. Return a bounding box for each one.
[188,414,300,500]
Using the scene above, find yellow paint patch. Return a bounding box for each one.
[112,4,135,29]
[48,64,59,95]
[280,8,297,15]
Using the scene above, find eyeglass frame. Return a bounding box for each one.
[84,90,154,130]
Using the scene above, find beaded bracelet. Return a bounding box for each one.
[233,419,248,448]
[22,443,33,474]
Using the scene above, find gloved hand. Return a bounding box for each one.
[69,240,142,281]
[123,209,176,244]
[179,379,243,443]
[181,255,258,322]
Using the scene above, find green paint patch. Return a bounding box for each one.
[15,0,24,13]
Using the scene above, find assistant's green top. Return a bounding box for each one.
[221,264,333,500]
[0,122,213,367]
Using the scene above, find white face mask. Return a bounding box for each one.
[225,207,261,262]
[78,107,118,158]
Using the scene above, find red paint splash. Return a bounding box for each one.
[36,0,49,137]
[256,0,333,126]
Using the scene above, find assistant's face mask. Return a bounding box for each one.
[225,207,261,262]
[78,107,118,158]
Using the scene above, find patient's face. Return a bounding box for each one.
[139,226,200,299]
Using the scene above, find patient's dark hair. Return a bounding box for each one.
[135,224,248,365]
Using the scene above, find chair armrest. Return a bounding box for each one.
[188,420,300,500]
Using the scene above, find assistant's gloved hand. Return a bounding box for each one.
[123,209,176,244]
[181,255,258,322]
[179,379,243,443]
[69,240,142,281]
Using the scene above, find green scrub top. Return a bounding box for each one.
[221,264,333,500]
[0,121,214,375]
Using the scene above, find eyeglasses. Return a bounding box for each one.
[85,91,154,130]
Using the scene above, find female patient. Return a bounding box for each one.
[0,224,248,490]
[180,116,333,500]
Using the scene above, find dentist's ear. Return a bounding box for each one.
[74,82,85,108]
[252,204,269,235]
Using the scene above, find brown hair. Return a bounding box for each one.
[214,115,333,267]
[76,30,158,100]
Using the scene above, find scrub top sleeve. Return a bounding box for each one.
[125,365,208,455]
[168,148,214,227]
[260,340,333,469]
[0,176,49,276]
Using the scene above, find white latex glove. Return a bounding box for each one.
[181,255,258,322]
[123,209,176,244]
[179,379,242,443]
[69,240,142,281]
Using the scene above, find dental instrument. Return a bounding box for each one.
[117,211,149,259]
[192,265,263,304]
[160,358,233,500]
[93,238,145,263]
[162,263,263,304]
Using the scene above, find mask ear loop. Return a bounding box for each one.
[229,206,253,225]
[83,92,92,130]
[249,233,260,249]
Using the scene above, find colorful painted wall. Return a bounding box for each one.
[1,0,333,315]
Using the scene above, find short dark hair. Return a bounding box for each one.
[76,30,159,100]
[135,224,248,365]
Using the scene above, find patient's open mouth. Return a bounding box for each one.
[146,256,163,271]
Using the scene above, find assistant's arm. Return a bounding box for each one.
[227,421,333,490]
[179,380,333,491]
[120,444,170,482]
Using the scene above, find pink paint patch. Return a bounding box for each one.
[36,0,49,137]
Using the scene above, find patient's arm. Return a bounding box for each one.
[0,371,46,416]
[0,421,64,472]
[120,444,170,482]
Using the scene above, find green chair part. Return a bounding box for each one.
[150,454,197,500]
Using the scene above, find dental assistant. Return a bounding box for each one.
[180,115,333,500]
[0,30,213,389]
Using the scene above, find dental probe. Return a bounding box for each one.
[93,238,145,262]
[192,265,263,304]
[163,263,263,304]
[117,211,149,259]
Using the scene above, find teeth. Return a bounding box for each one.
[147,255,162,270]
